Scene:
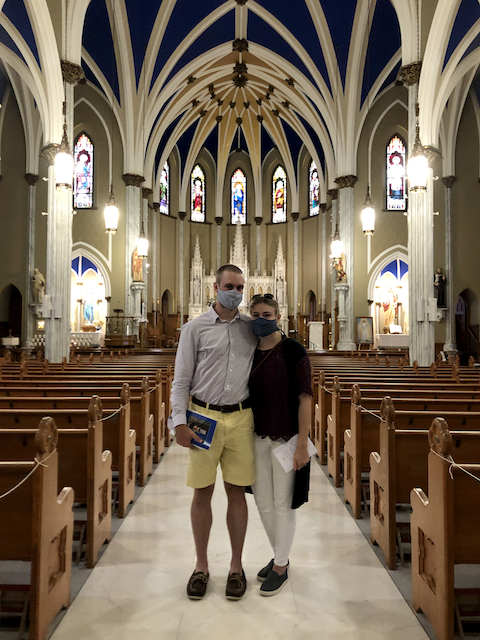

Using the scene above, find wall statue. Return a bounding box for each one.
[32,267,45,304]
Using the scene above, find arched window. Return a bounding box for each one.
[309,160,319,216]
[74,133,94,208]
[272,165,287,223]
[231,168,246,224]
[191,164,205,222]
[159,162,169,215]
[386,135,406,211]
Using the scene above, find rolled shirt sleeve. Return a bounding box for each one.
[170,323,197,427]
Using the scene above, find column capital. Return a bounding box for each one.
[142,187,153,199]
[25,173,39,186]
[327,188,338,200]
[152,202,160,212]
[291,212,299,221]
[399,61,422,86]
[178,211,187,221]
[335,175,358,189]
[442,176,457,189]
[215,216,224,226]
[122,173,145,187]
[254,216,263,226]
[61,60,85,85]
[40,143,60,166]
[320,203,327,213]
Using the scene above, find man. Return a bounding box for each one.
[170,264,257,601]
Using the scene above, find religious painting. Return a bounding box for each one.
[191,164,205,222]
[74,133,93,208]
[309,160,319,216]
[272,165,287,223]
[386,135,406,211]
[231,168,246,224]
[132,247,143,282]
[356,317,373,345]
[159,161,169,215]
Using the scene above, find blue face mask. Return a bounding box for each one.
[251,317,278,337]
[216,288,243,310]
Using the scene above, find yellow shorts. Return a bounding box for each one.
[186,402,255,489]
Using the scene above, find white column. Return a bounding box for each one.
[123,175,144,322]
[292,212,299,330]
[151,203,159,314]
[336,177,357,351]
[255,217,262,273]
[329,191,338,349]
[24,174,39,350]
[215,217,223,270]
[179,212,186,324]
[320,203,327,320]
[407,86,435,366]
[142,187,152,315]
[442,176,457,356]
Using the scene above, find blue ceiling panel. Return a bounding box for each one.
[151,0,225,89]
[444,0,480,69]
[162,11,234,90]
[321,0,357,88]
[229,126,248,154]
[296,113,326,174]
[459,30,480,65]
[381,259,397,277]
[361,0,400,106]
[247,12,318,91]
[176,119,198,168]
[71,257,80,274]
[125,0,162,87]
[83,0,120,103]
[400,260,408,279]
[3,0,40,67]
[261,125,275,163]
[253,0,331,95]
[203,124,218,163]
[282,119,303,177]
[0,24,26,65]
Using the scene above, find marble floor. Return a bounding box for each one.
[50,444,429,640]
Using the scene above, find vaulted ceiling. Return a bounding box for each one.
[0,0,479,197]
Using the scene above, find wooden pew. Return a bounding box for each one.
[0,418,74,640]
[411,418,480,640]
[0,399,112,568]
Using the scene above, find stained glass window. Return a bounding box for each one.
[272,165,287,223]
[231,168,246,224]
[386,135,406,211]
[159,161,169,215]
[74,133,93,208]
[191,164,205,222]
[309,160,319,216]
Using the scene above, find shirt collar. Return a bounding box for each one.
[208,303,243,324]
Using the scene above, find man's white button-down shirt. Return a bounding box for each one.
[170,304,257,427]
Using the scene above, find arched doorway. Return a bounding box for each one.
[455,288,479,361]
[368,256,409,335]
[0,285,22,339]
[306,290,317,323]
[161,289,174,340]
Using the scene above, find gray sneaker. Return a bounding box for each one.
[259,568,289,596]
[257,559,274,582]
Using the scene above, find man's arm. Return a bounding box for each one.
[170,324,203,448]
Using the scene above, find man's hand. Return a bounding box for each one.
[175,424,203,449]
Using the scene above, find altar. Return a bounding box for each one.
[374,333,410,349]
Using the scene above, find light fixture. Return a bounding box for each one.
[136,219,148,258]
[55,106,73,189]
[361,185,375,235]
[104,182,119,234]
[331,224,343,259]
[407,102,428,192]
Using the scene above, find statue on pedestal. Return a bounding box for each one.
[434,267,446,308]
[32,268,45,304]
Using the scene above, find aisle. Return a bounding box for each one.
[51,444,428,640]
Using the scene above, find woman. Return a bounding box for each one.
[248,294,312,596]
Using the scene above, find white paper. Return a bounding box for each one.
[273,435,317,473]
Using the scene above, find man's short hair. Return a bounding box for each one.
[216,264,243,285]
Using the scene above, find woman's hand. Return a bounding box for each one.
[293,443,310,470]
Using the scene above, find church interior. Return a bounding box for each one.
[1,1,480,639]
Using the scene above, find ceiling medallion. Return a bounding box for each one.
[272,109,280,117]
[199,109,207,117]
[256,98,262,106]
[233,38,249,52]
[234,74,248,88]
[244,102,250,109]
[236,117,243,125]
[282,101,290,109]
[187,75,196,84]
[233,62,248,74]
[265,92,270,100]
[192,99,199,107]
[230,101,236,108]
[216,115,223,123]
[257,115,264,123]
[217,99,224,106]
[208,84,215,93]
[286,77,295,86]
[235,0,248,5]
[268,85,275,93]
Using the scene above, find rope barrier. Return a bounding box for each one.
[0,450,56,501]
[430,448,480,484]
[100,401,129,421]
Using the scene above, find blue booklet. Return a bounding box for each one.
[186,409,217,450]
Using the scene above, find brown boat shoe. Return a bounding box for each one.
[225,569,247,600]
[186,571,209,600]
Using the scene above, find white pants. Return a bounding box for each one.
[252,435,296,567]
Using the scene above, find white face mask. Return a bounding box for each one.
[216,288,243,310]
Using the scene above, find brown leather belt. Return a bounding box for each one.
[192,396,252,413]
